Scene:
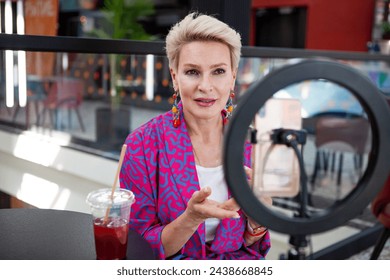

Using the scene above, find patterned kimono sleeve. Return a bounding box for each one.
[247,231,271,258]
[120,126,166,259]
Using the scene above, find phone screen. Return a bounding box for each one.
[251,98,302,198]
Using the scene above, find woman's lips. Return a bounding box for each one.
[194,98,216,107]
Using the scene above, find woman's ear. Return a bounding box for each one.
[231,69,237,88]
[170,68,177,89]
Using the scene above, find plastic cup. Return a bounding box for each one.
[86,188,135,260]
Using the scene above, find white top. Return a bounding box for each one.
[195,164,228,242]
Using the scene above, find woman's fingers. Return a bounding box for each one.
[244,166,253,186]
[191,187,212,203]
[189,188,240,220]
[260,195,273,207]
[244,166,273,207]
[218,198,240,219]
[219,198,240,212]
[244,166,252,179]
[211,206,240,219]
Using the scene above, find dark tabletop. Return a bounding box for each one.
[0,208,155,260]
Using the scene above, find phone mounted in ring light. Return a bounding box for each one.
[223,59,390,236]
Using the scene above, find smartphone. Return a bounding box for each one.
[251,98,302,198]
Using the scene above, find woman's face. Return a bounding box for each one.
[170,41,236,123]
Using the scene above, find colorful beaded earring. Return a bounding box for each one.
[222,90,235,125]
[172,90,181,128]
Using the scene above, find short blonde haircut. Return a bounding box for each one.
[165,12,242,72]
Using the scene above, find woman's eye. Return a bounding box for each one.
[214,68,226,75]
[185,69,199,75]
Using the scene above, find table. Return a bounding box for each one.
[0,208,155,260]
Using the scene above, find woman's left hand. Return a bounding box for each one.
[219,166,273,219]
[243,166,274,243]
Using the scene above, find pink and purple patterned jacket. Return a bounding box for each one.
[119,104,271,259]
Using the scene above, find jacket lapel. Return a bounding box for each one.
[161,103,200,205]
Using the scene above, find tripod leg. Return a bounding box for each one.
[311,150,320,186]
[370,227,390,260]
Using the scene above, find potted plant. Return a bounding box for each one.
[90,0,155,151]
[381,21,390,40]
[89,0,155,40]
[89,0,155,103]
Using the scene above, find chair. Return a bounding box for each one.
[311,115,370,190]
[38,78,85,131]
[12,78,47,128]
[370,175,390,259]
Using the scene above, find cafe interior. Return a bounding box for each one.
[0,0,389,260]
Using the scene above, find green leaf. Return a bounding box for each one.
[90,0,155,40]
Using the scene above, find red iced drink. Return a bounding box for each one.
[86,188,134,260]
[93,217,129,260]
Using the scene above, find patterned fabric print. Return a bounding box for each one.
[120,102,271,259]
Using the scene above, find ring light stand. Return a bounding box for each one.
[223,60,390,258]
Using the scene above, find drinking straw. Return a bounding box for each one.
[103,144,127,224]
[111,144,127,196]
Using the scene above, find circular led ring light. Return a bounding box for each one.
[223,59,390,235]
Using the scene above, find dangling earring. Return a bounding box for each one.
[172,90,181,128]
[223,90,235,125]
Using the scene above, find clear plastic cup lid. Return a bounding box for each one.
[86,188,135,209]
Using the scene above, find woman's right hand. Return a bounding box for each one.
[184,187,240,226]
[162,187,240,257]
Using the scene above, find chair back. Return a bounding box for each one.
[315,116,370,154]
[45,78,84,109]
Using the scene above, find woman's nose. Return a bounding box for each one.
[198,75,212,92]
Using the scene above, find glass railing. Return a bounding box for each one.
[0,51,172,156]
[1,33,390,259]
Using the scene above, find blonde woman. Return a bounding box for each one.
[120,12,271,259]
